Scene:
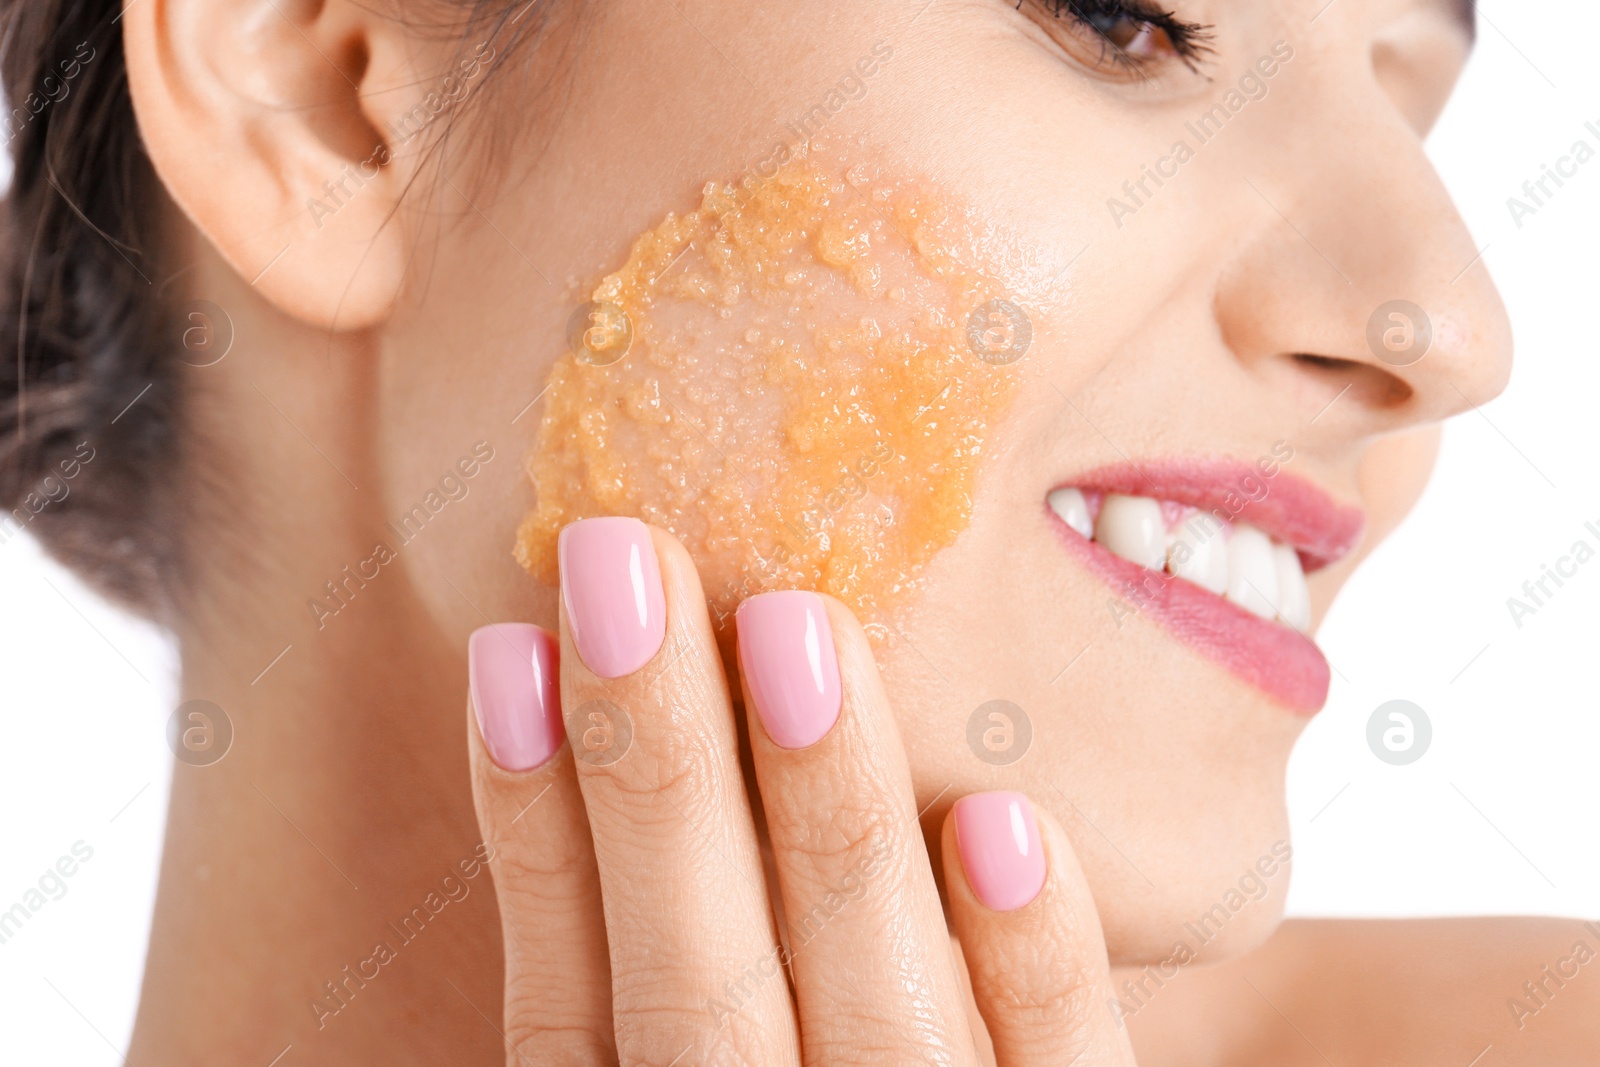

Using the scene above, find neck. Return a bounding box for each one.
[128,275,505,1065]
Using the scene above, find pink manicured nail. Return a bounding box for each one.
[954,792,1046,912]
[736,591,841,749]
[558,517,666,678]
[469,624,564,772]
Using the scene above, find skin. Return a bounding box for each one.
[104,0,1597,1062]
[468,529,1144,1063]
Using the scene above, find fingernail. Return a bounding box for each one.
[558,517,666,678]
[469,623,564,772]
[736,591,841,749]
[954,792,1046,912]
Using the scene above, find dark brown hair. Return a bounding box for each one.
[0,0,179,615]
[0,1,555,620]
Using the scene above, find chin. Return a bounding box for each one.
[1087,763,1297,969]
[889,498,1318,970]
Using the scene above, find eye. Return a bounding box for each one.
[1024,0,1214,78]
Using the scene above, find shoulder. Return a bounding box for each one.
[1121,917,1600,1066]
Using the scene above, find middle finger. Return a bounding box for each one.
[737,590,977,1064]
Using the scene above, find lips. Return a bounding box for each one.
[1045,458,1366,715]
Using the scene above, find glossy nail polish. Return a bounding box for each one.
[469,623,563,772]
[954,791,1046,912]
[736,591,842,749]
[558,517,667,678]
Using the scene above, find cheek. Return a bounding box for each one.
[517,149,1041,634]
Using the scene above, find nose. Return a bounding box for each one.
[1211,36,1513,436]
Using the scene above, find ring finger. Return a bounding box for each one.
[558,518,801,1065]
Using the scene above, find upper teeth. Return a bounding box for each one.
[1048,488,1313,633]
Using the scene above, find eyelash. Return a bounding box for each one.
[1028,0,1215,73]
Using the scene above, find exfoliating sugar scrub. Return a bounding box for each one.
[517,147,1044,637]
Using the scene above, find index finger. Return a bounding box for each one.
[941,793,1137,1066]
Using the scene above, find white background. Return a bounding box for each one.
[3,4,1598,1062]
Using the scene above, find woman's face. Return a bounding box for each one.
[378,0,1509,963]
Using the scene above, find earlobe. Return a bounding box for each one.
[123,0,449,331]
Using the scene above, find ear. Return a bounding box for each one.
[124,0,474,330]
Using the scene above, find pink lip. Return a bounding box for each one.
[1047,459,1366,715]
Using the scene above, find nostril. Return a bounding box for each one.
[1293,353,1414,409]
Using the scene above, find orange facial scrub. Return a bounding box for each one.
[516,152,1038,638]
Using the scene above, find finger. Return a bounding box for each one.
[467,623,616,1065]
[737,591,976,1063]
[557,518,801,1065]
[942,793,1136,1066]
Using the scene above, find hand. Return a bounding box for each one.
[465,518,1137,1064]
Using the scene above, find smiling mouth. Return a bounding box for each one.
[1044,459,1366,715]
